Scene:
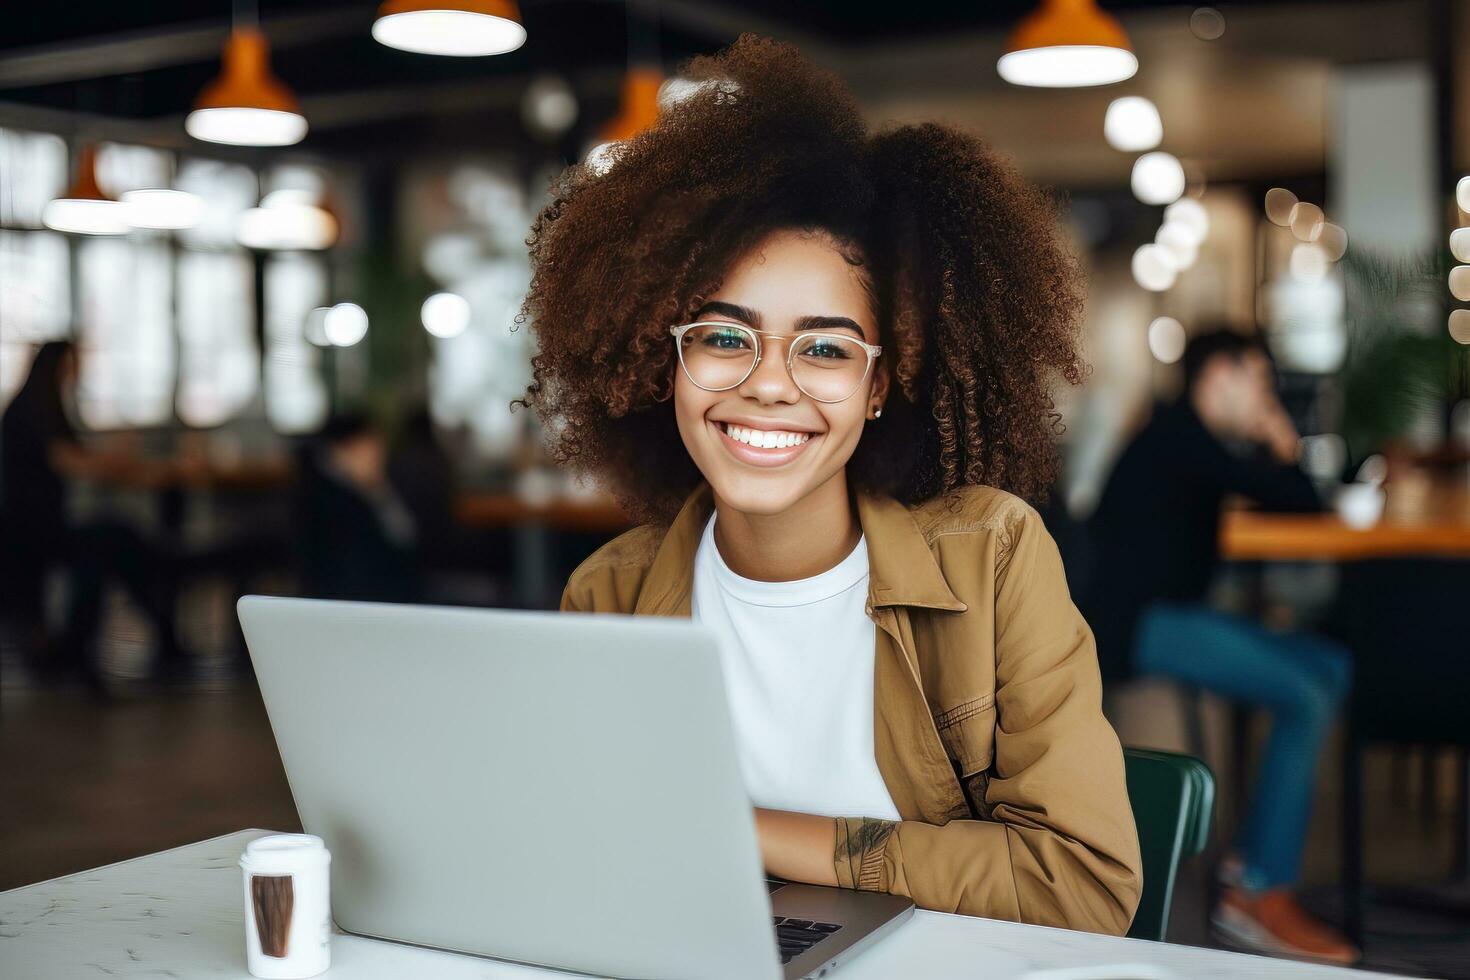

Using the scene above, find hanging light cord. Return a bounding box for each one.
[234,0,260,30]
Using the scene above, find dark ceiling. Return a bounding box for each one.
[0,1,1374,160]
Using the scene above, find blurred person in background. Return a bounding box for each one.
[387,407,513,591]
[295,412,420,604]
[1082,328,1356,964]
[525,36,1141,936]
[0,340,191,691]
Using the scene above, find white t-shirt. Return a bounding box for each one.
[691,514,902,821]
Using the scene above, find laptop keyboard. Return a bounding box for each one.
[772,916,842,965]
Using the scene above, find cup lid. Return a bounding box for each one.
[240,833,330,873]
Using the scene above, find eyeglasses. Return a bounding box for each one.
[668,321,882,404]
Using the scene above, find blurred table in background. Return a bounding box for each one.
[1220,464,1470,948]
[454,492,631,534]
[456,492,632,606]
[1221,467,1470,560]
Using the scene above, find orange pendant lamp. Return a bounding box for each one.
[600,66,662,142]
[42,145,129,235]
[186,27,307,146]
[998,0,1137,88]
[373,0,527,56]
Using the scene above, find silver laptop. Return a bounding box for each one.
[238,595,913,980]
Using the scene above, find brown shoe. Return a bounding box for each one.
[1211,886,1361,965]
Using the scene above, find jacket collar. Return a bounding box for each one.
[632,481,966,617]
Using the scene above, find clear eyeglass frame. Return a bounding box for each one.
[667,320,883,404]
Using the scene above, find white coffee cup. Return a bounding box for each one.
[1335,482,1386,529]
[240,834,332,979]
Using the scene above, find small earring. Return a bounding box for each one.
[872,406,882,419]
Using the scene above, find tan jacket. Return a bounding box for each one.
[560,481,1143,935]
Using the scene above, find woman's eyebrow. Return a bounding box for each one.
[694,300,760,325]
[693,303,866,338]
[794,315,865,337]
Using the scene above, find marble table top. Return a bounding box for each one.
[0,830,1414,979]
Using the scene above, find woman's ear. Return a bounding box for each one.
[869,362,891,419]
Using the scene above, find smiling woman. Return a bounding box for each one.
[523,33,1142,937]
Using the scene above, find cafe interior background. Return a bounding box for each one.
[2,0,1469,975]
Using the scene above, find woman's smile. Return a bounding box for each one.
[710,418,821,467]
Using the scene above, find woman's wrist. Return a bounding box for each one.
[753,807,840,887]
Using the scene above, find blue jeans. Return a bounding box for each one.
[1132,602,1352,891]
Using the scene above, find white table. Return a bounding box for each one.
[0,830,1413,979]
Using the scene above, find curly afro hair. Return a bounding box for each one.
[519,34,1086,524]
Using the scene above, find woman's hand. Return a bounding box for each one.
[752,807,839,887]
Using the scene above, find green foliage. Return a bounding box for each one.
[1337,246,1468,460]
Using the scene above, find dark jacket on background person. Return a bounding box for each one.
[561,480,1143,936]
[1081,399,1321,682]
[295,448,421,604]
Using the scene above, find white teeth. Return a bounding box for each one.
[722,423,812,448]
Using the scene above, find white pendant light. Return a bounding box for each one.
[121,189,204,230]
[42,145,130,235]
[186,28,307,146]
[1104,97,1161,152]
[237,189,338,251]
[999,0,1138,88]
[373,0,526,56]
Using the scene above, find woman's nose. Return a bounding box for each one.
[740,345,801,404]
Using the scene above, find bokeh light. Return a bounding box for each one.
[1289,242,1330,282]
[323,302,368,347]
[1317,222,1349,262]
[1288,202,1325,242]
[1131,152,1186,205]
[1264,187,1298,226]
[1104,97,1162,152]
[1162,197,1209,245]
[422,291,472,338]
[1449,309,1470,345]
[1450,266,1470,302]
[1148,316,1186,363]
[1132,244,1179,291]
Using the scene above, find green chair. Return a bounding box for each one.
[1123,747,1216,941]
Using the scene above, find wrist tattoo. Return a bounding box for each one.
[838,817,896,864]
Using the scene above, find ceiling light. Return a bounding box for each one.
[998,0,1137,88]
[42,145,129,235]
[373,0,526,56]
[187,28,307,146]
[237,192,338,250]
[601,66,663,142]
[121,189,204,230]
